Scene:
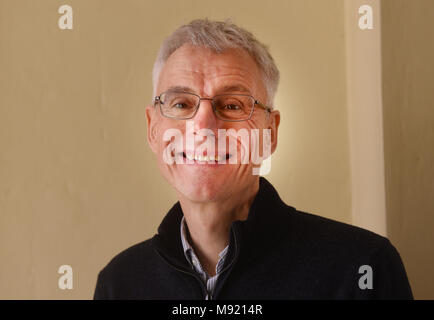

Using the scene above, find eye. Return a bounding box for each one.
[170,99,195,109]
[173,103,186,109]
[224,104,241,110]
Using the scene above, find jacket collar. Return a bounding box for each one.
[152,177,292,271]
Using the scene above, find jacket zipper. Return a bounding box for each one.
[154,225,240,300]
[210,226,239,299]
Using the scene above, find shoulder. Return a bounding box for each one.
[273,207,413,299]
[260,178,392,254]
[94,236,165,299]
[98,237,158,277]
[280,205,394,257]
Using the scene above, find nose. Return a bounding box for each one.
[193,98,218,133]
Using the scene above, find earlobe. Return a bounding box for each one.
[150,126,158,143]
[145,106,158,154]
[269,110,280,155]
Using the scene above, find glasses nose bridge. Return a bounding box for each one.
[198,96,214,105]
[193,96,219,126]
[196,96,216,112]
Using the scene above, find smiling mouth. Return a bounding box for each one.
[181,152,231,162]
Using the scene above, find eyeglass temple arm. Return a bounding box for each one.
[255,100,273,113]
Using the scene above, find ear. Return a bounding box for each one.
[268,110,280,155]
[145,105,159,154]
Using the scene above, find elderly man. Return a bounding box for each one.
[94,19,412,299]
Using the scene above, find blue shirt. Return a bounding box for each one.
[180,216,229,300]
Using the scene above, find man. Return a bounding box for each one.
[94,19,413,299]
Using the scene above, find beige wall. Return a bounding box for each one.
[344,0,386,236]
[381,0,434,299]
[0,0,356,299]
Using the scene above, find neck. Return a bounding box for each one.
[177,179,259,276]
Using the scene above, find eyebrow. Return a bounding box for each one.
[162,84,252,96]
[164,85,195,94]
[215,84,251,95]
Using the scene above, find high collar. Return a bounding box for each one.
[152,177,292,272]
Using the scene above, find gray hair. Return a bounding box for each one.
[152,18,280,106]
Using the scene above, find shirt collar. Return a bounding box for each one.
[180,216,194,256]
[180,216,229,269]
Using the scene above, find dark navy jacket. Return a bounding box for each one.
[94,178,413,299]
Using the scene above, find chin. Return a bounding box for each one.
[176,174,230,203]
[188,182,224,202]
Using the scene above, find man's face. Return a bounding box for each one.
[146,44,280,203]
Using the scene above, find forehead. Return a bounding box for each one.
[156,44,266,99]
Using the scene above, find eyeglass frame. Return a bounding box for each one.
[153,90,273,122]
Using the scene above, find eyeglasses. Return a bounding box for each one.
[154,90,272,122]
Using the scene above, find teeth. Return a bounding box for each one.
[187,153,228,162]
[189,154,221,162]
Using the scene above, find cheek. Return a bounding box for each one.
[246,119,270,159]
[155,120,185,152]
[222,119,268,163]
[242,118,268,140]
